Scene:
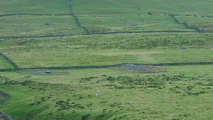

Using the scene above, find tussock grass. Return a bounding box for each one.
[0,57,13,69]
[0,15,85,37]
[0,0,213,120]
[175,16,213,32]
[0,66,213,120]
[73,0,213,33]
[0,33,213,68]
[0,0,70,14]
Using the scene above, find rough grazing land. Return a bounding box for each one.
[0,0,213,120]
[0,92,11,120]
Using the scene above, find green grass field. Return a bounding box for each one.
[0,0,70,14]
[0,15,85,37]
[0,0,213,120]
[0,66,213,120]
[0,93,3,101]
[175,16,213,32]
[0,33,213,68]
[72,0,213,33]
[1,0,213,36]
[77,14,191,33]
[0,56,14,69]
[73,0,213,16]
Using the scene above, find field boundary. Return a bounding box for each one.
[0,30,198,40]
[0,62,213,72]
[170,14,213,19]
[1,11,210,39]
[0,34,79,39]
[68,0,90,34]
[169,14,202,32]
[0,112,12,120]
[0,91,12,120]
[1,11,213,39]
[0,91,10,106]
[0,13,75,17]
[0,13,52,17]
[2,12,213,39]
[0,53,19,69]
[93,30,196,34]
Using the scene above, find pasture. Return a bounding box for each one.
[0,33,213,68]
[0,0,70,14]
[0,15,85,37]
[72,0,213,33]
[0,56,13,69]
[1,66,213,120]
[0,0,213,120]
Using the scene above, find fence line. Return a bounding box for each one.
[0,62,213,72]
[0,112,12,120]
[0,53,19,69]
[169,14,202,32]
[68,0,90,34]
[0,30,198,40]
[0,91,12,120]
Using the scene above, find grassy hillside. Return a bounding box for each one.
[0,56,14,69]
[0,33,213,68]
[72,0,213,33]
[0,32,213,119]
[0,0,69,14]
[1,0,213,37]
[1,66,213,120]
[0,0,213,120]
[175,16,213,32]
[0,15,85,37]
[73,0,213,16]
[0,0,85,37]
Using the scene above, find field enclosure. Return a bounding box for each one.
[72,0,213,33]
[0,33,213,68]
[0,0,70,14]
[1,66,213,120]
[0,56,12,69]
[1,0,213,37]
[0,0,213,120]
[0,0,85,37]
[175,16,213,32]
[0,15,85,37]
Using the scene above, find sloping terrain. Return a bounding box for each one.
[0,0,86,37]
[72,0,213,33]
[0,0,213,120]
